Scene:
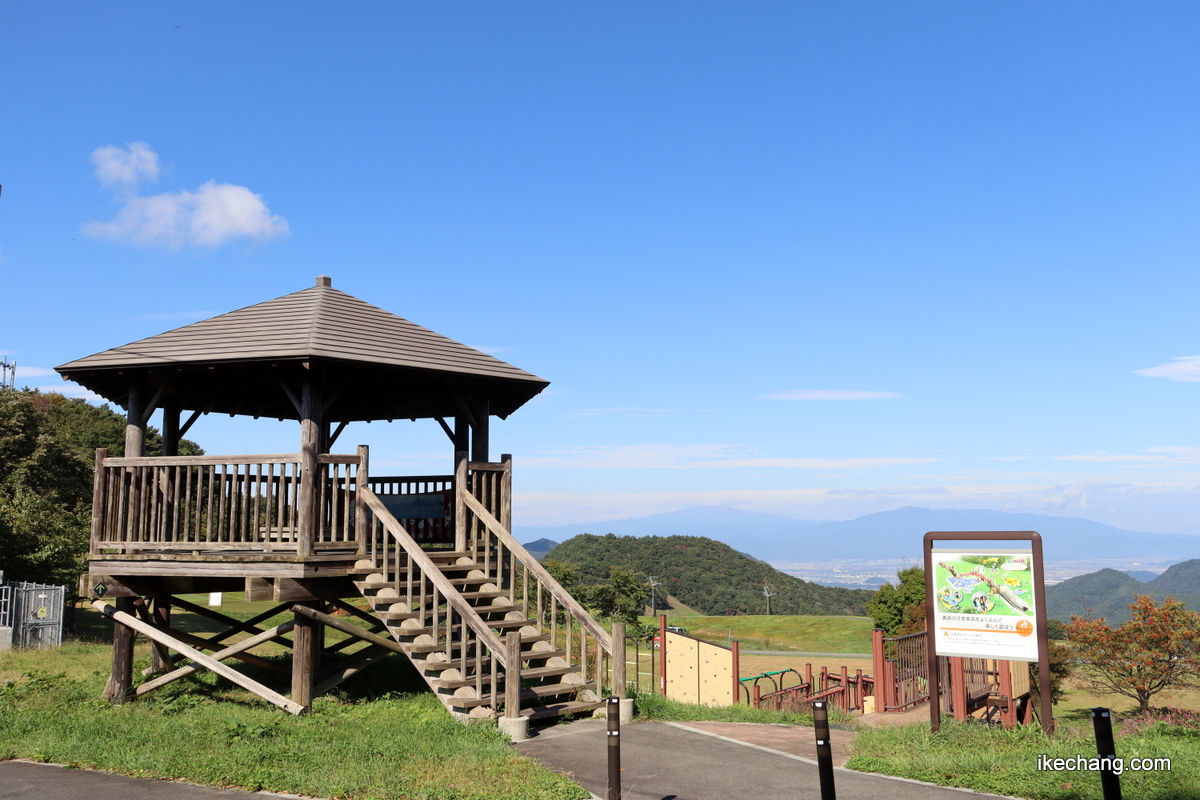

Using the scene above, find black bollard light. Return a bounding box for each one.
[607,696,622,800]
[1091,708,1122,800]
[812,700,837,800]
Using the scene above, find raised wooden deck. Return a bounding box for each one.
[83,450,619,725]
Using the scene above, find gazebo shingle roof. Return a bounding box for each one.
[56,278,549,422]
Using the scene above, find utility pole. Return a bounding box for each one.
[648,576,661,616]
[763,584,776,616]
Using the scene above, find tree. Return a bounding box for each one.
[1068,595,1200,714]
[0,388,203,586]
[543,559,650,627]
[867,566,926,635]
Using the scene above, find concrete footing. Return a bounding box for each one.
[0,627,11,652]
[499,715,529,742]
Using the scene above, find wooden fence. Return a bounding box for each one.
[741,665,874,714]
[90,450,363,554]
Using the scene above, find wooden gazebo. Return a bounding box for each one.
[58,276,619,730]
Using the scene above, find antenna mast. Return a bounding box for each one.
[0,357,15,390]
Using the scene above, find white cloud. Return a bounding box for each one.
[84,181,289,248]
[760,390,901,400]
[91,142,160,187]
[15,366,56,378]
[470,345,511,355]
[565,407,673,419]
[1052,447,1200,466]
[84,143,289,249]
[39,383,105,403]
[519,443,935,470]
[1133,356,1200,382]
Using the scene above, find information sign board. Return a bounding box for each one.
[931,547,1039,661]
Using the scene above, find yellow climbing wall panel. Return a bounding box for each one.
[665,631,733,707]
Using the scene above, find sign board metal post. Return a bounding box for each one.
[923,531,1053,734]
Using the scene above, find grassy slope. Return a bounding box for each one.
[644,614,874,654]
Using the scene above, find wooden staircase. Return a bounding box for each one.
[352,481,610,721]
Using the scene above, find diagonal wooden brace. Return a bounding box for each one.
[93,600,304,715]
[290,604,407,656]
[137,620,295,697]
[313,644,391,698]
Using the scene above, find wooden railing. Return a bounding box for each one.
[90,449,365,554]
[359,486,508,711]
[456,455,615,700]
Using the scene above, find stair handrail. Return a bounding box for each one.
[460,489,612,653]
[359,486,509,664]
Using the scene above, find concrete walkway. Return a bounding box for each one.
[517,718,1015,800]
[0,761,312,800]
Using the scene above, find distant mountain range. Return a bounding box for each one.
[519,506,1200,565]
[1045,559,1200,623]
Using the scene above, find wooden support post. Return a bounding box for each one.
[89,448,108,556]
[731,640,740,704]
[355,445,369,555]
[505,630,522,718]
[125,382,146,457]
[103,596,136,702]
[658,614,667,696]
[148,597,172,674]
[297,377,321,559]
[951,656,968,720]
[611,622,626,699]
[500,453,512,533]
[998,660,1015,729]
[870,628,885,712]
[470,396,489,463]
[454,450,468,552]
[453,415,470,460]
[292,607,318,709]
[161,398,180,457]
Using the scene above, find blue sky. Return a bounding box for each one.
[3,3,1200,533]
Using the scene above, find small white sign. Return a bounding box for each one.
[208,592,223,607]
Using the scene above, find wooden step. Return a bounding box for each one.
[406,632,551,654]
[434,664,579,689]
[446,681,581,709]
[416,649,568,671]
[457,589,506,600]
[391,618,536,639]
[520,700,606,721]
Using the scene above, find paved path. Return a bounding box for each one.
[517,719,1014,800]
[0,761,312,800]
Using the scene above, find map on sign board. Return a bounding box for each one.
[931,548,1039,662]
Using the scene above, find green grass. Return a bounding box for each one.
[0,634,585,800]
[846,719,1200,800]
[631,690,855,727]
[641,614,874,654]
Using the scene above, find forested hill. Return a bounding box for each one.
[545,533,872,616]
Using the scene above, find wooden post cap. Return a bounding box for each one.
[316,275,331,287]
